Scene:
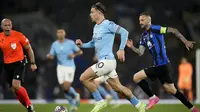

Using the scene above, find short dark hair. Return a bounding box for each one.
[92,2,106,14]
[140,12,151,17]
[57,28,65,31]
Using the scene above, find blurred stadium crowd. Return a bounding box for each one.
[0,0,200,101]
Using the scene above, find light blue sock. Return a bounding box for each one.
[109,89,119,100]
[69,87,78,98]
[98,85,109,98]
[129,96,139,106]
[92,90,103,101]
[64,93,76,106]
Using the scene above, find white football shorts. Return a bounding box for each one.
[57,65,75,84]
[91,60,118,80]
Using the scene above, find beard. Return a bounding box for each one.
[140,24,148,30]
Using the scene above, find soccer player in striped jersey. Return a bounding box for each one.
[126,12,199,112]
[76,2,146,112]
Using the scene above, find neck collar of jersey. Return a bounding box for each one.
[96,19,105,25]
[4,30,13,37]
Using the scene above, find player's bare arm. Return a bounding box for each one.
[24,44,37,71]
[126,39,145,56]
[167,27,195,50]
[68,49,83,59]
[46,53,54,60]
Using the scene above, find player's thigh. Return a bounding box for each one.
[80,66,98,82]
[158,64,173,85]
[64,67,75,83]
[133,69,148,82]
[93,60,117,78]
[13,61,26,83]
[63,67,75,89]
[142,66,163,82]
[57,65,66,84]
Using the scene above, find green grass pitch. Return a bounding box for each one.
[0,104,199,112]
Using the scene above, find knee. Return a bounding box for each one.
[133,70,146,83]
[165,86,177,94]
[79,74,84,83]
[133,74,140,83]
[12,81,21,91]
[79,74,87,84]
[63,83,71,91]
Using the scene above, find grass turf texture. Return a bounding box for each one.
[0,104,199,112]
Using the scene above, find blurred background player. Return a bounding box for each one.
[47,29,83,112]
[178,57,193,102]
[76,2,146,112]
[93,55,121,108]
[126,12,199,112]
[0,18,37,112]
[94,76,121,108]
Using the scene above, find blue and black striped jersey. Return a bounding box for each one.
[140,24,170,66]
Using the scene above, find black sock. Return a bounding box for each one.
[137,80,154,97]
[64,90,75,98]
[173,90,193,109]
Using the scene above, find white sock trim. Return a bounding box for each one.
[135,102,141,108]
[190,106,195,111]
[150,95,156,99]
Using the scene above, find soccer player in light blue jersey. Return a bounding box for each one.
[76,2,146,112]
[93,55,121,108]
[47,29,83,112]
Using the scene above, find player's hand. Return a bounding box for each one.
[184,40,196,50]
[76,39,83,47]
[31,64,37,71]
[126,39,134,48]
[68,54,75,59]
[117,50,125,62]
[46,53,54,60]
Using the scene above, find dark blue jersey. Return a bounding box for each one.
[140,25,170,66]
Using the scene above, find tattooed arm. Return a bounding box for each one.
[126,39,146,56]
[167,27,195,50]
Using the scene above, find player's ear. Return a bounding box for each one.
[148,17,151,24]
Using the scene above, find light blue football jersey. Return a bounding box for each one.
[81,19,128,61]
[50,39,80,67]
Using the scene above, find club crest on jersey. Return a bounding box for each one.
[147,41,154,49]
[11,43,17,50]
[150,34,153,38]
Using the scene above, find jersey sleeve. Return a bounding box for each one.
[150,25,167,34]
[107,21,121,33]
[81,39,95,48]
[49,43,56,56]
[19,33,30,47]
[71,41,80,52]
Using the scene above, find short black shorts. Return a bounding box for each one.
[144,63,173,85]
[4,60,26,87]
